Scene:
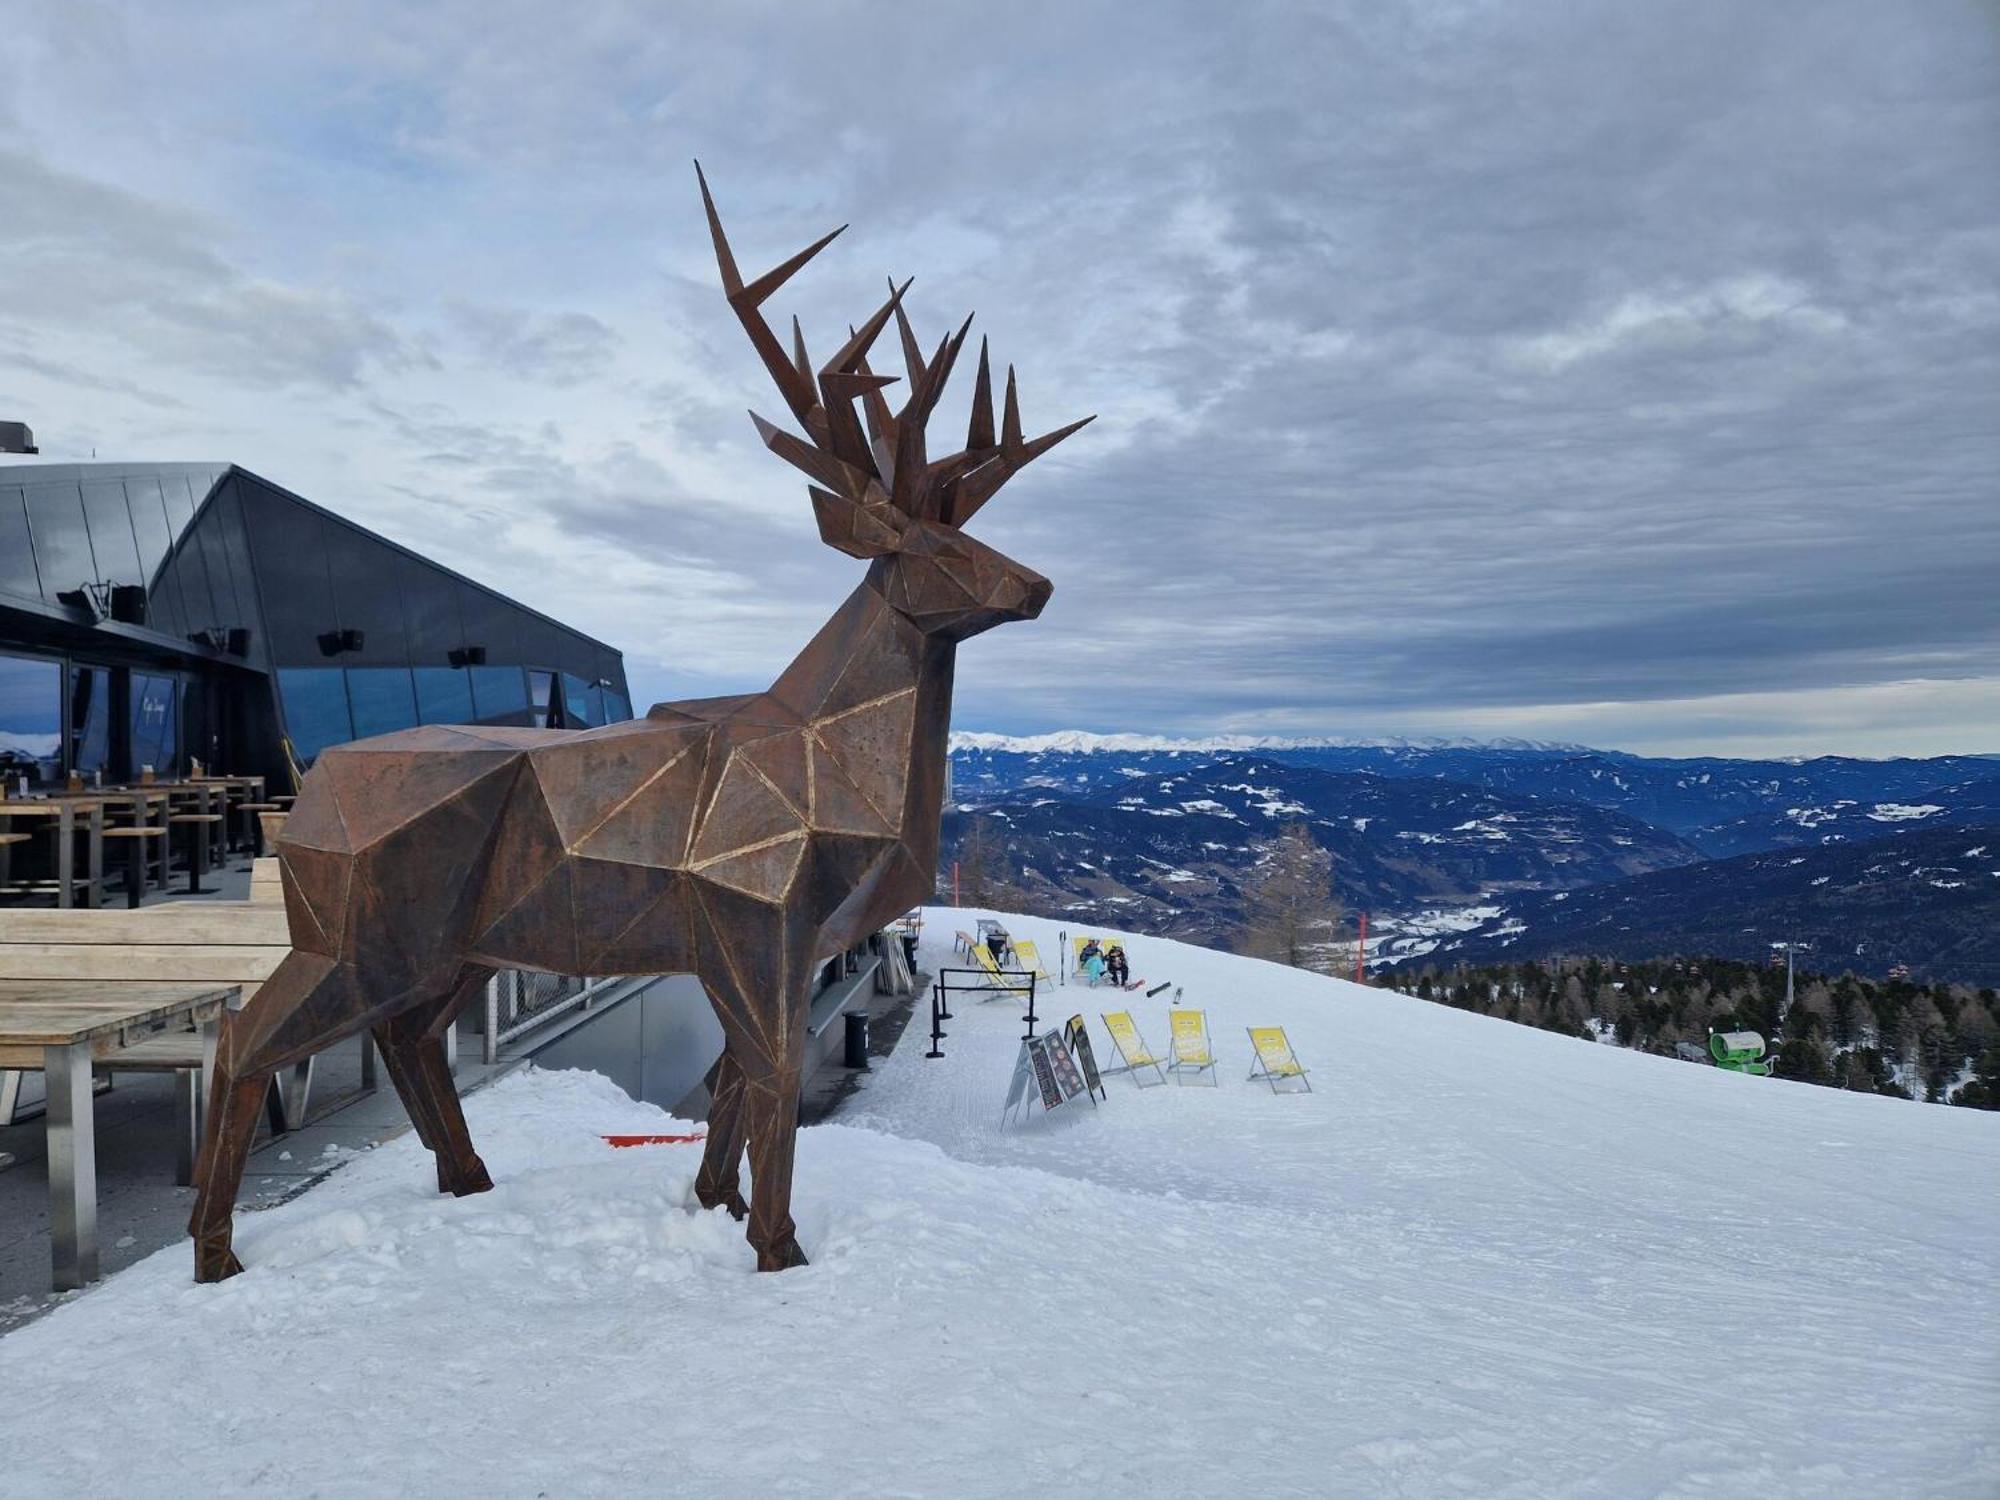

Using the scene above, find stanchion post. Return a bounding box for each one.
[1023,974,1039,1037]
[925,985,946,1059]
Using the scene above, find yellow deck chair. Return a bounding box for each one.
[1012,938,1053,983]
[971,941,1032,994]
[1099,1011,1166,1086]
[1167,1007,1217,1086]
[1246,1027,1311,1093]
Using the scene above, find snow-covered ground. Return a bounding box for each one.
[2,910,1996,1497]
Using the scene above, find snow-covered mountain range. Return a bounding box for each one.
[945,737,2000,982]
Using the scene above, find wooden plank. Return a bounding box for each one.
[101,1033,210,1067]
[0,984,235,1060]
[0,908,292,946]
[0,945,285,982]
[0,978,264,1007]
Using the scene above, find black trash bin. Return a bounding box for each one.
[843,1010,871,1069]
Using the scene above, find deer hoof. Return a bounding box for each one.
[194,1245,245,1283]
[755,1236,809,1272]
[695,1182,749,1220]
[444,1156,493,1197]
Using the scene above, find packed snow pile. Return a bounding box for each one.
[3,911,1997,1497]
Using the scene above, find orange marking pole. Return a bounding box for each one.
[602,1133,707,1148]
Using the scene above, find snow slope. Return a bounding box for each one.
[2,913,1996,1497]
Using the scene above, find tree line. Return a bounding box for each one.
[1384,954,2000,1109]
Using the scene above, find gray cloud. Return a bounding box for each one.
[1,1,1996,754]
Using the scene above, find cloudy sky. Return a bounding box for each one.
[3,1,1996,757]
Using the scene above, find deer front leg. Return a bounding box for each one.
[743,1066,807,1271]
[740,1004,808,1272]
[189,1066,273,1282]
[695,1046,750,1221]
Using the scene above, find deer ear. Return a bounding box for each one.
[810,485,908,558]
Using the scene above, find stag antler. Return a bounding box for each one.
[695,162,1093,526]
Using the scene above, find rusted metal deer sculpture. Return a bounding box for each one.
[187,166,1091,1280]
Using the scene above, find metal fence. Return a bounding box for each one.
[479,970,627,1065]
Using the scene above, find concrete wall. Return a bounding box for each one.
[528,974,722,1120]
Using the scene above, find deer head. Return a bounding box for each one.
[697,164,1090,641]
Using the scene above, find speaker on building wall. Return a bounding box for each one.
[448,645,487,668]
[318,628,365,656]
[109,585,149,625]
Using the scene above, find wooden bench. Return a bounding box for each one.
[0,899,332,1181]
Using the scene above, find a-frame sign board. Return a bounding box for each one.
[1002,1028,1099,1126]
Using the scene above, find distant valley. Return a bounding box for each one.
[943,735,2000,983]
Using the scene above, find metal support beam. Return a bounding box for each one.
[44,1041,98,1290]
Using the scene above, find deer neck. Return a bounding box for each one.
[771,575,956,841]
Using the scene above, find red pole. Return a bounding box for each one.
[953,860,961,908]
[1353,911,1368,985]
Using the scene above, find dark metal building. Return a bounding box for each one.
[0,461,632,791]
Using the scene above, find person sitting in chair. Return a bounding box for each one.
[1104,943,1129,987]
[1078,938,1105,984]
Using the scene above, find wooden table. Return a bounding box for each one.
[0,800,106,908]
[44,788,174,894]
[0,981,237,1289]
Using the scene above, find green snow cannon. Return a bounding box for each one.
[1709,1029,1772,1076]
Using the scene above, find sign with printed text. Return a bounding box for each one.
[1065,1015,1105,1099]
[1027,1034,1065,1111]
[1170,1008,1209,1062]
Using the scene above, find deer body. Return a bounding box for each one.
[187,170,1085,1281]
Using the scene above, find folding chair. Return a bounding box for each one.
[1166,1008,1218,1086]
[971,942,1032,995]
[1012,938,1053,984]
[1246,1026,1312,1093]
[1098,1010,1166,1086]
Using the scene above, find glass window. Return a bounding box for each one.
[604,686,632,723]
[397,552,463,661]
[0,652,62,786]
[562,673,594,727]
[321,522,408,665]
[528,669,559,728]
[587,684,607,725]
[413,666,475,726]
[0,487,41,602]
[239,479,334,663]
[161,472,197,533]
[22,482,98,605]
[68,666,113,778]
[79,480,143,588]
[122,475,186,637]
[161,475,219,635]
[454,580,522,676]
[470,665,530,725]
[214,488,260,653]
[277,668,353,765]
[130,673,179,777]
[196,505,242,626]
[346,667,418,739]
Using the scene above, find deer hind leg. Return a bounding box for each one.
[694,1046,750,1220]
[188,950,344,1282]
[373,967,494,1197]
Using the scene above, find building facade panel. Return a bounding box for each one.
[0,460,632,792]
